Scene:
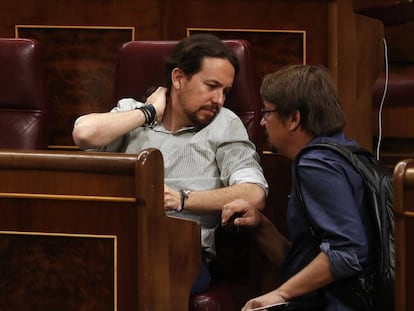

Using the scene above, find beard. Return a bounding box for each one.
[175,90,220,128]
[188,106,219,129]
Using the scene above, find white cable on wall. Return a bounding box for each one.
[375,37,389,161]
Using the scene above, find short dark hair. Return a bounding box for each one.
[163,34,239,89]
[260,64,346,136]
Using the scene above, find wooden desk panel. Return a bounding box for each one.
[393,159,414,310]
[0,149,200,311]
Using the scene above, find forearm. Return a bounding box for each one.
[191,183,265,211]
[165,183,266,212]
[275,251,334,301]
[73,109,146,149]
[255,213,291,267]
[242,252,333,310]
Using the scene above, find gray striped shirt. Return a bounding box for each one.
[98,98,268,260]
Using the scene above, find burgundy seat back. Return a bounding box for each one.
[0,38,48,149]
[113,39,264,149]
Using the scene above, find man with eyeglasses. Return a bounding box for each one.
[223,64,374,311]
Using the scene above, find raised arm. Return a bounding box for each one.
[72,87,167,150]
[73,109,145,150]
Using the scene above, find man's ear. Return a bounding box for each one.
[289,110,301,132]
[171,68,184,90]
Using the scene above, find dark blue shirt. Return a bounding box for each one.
[281,132,375,310]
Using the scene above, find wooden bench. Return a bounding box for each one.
[393,158,414,310]
[0,148,200,311]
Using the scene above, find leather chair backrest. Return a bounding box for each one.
[0,38,48,149]
[113,39,264,149]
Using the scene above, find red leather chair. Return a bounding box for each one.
[0,38,48,149]
[113,39,265,311]
[113,39,264,151]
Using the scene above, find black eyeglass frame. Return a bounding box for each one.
[261,108,279,120]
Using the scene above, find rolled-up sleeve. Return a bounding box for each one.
[215,114,268,195]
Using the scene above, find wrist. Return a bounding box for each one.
[274,289,290,302]
[177,190,190,212]
[137,104,157,126]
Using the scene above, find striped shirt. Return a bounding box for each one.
[97,98,268,260]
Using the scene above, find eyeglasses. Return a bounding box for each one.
[261,108,279,121]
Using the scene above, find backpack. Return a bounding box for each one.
[293,142,394,311]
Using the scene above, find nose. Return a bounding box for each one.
[212,89,225,106]
[260,117,266,127]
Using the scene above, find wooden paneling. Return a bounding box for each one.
[163,0,329,65]
[0,149,201,311]
[1,0,383,150]
[385,21,414,62]
[0,232,116,310]
[0,0,162,39]
[187,28,306,79]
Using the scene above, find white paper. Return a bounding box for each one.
[247,301,289,311]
